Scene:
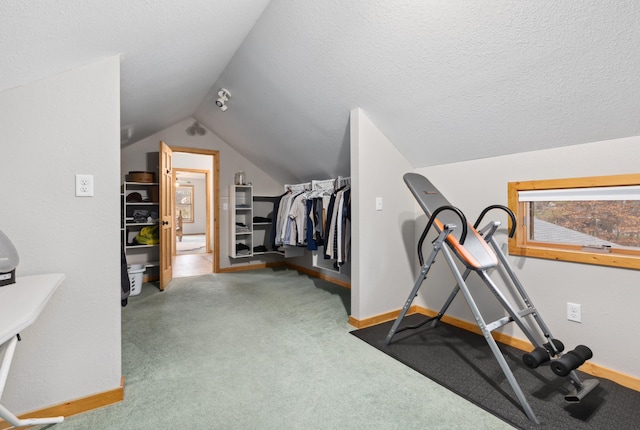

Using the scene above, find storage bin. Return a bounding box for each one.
[126,171,155,183]
[127,264,145,296]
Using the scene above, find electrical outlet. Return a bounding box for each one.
[567,302,581,323]
[75,174,94,197]
[375,197,383,211]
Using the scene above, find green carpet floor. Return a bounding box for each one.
[51,268,513,429]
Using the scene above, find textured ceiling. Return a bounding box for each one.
[3,1,639,184]
[198,0,640,183]
[0,0,270,144]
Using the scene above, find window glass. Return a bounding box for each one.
[176,185,194,222]
[529,200,640,250]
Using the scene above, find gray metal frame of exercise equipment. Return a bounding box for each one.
[385,173,599,424]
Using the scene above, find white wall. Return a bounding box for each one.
[121,118,284,269]
[350,108,416,320]
[418,136,640,378]
[0,57,121,413]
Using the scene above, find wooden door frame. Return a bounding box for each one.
[172,168,211,255]
[168,146,220,273]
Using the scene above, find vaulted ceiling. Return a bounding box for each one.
[3,1,639,184]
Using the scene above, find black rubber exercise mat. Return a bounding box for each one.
[351,314,640,429]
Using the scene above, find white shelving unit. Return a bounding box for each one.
[122,182,160,270]
[229,184,253,258]
[229,186,305,259]
[252,195,283,256]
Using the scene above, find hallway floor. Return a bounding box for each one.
[172,252,212,278]
[176,234,206,255]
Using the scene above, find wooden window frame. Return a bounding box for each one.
[507,174,640,270]
[176,185,194,223]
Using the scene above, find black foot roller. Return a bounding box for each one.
[523,347,550,369]
[543,339,564,355]
[551,345,592,377]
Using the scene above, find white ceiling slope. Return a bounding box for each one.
[2,1,639,185]
[0,0,270,144]
[198,0,640,183]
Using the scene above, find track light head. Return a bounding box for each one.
[215,88,231,111]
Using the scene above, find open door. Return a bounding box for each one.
[159,141,173,290]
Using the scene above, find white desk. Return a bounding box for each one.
[0,273,65,427]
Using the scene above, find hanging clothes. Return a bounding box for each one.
[121,245,130,307]
[323,184,351,264]
[269,192,288,250]
[273,179,350,266]
[274,191,294,246]
[288,192,308,246]
[339,187,351,264]
[323,192,337,258]
[305,198,318,250]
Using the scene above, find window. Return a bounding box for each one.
[508,174,640,270]
[176,185,194,223]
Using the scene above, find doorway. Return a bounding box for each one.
[165,147,220,278]
[174,169,209,256]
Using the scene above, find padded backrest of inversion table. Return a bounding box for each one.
[404,173,498,270]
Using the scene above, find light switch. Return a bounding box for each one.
[376,197,383,211]
[223,203,228,211]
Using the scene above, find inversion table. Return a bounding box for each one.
[385,173,599,424]
[0,273,65,427]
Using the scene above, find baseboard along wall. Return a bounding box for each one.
[218,261,351,290]
[218,261,286,273]
[0,377,124,430]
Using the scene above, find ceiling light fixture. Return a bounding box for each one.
[186,121,206,136]
[121,126,133,144]
[215,88,231,112]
